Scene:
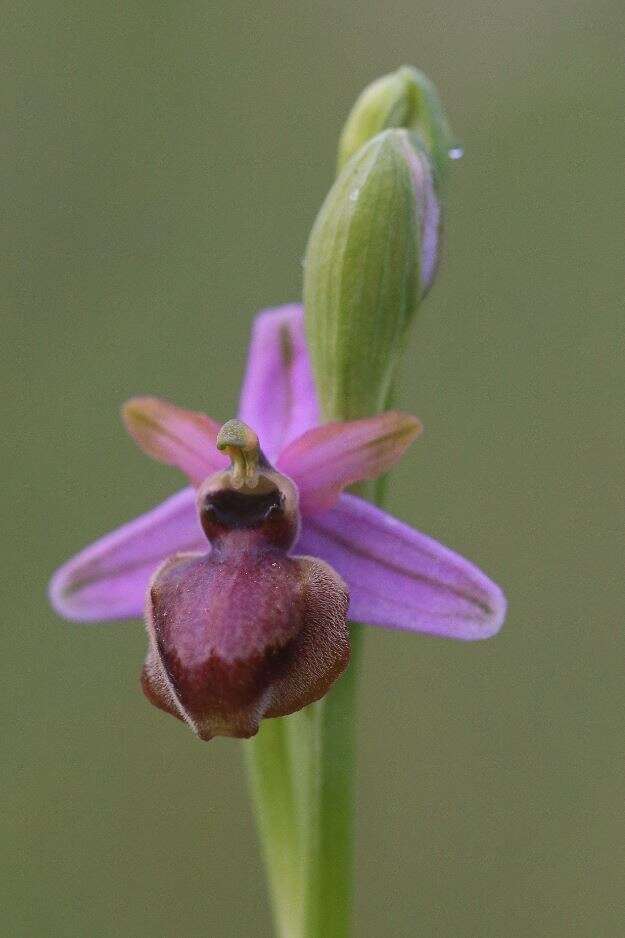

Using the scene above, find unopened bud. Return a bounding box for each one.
[304,128,440,420]
[338,65,459,183]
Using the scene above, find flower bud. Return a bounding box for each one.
[337,65,459,183]
[304,129,439,420]
[141,421,350,741]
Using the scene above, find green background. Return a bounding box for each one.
[4,1,623,935]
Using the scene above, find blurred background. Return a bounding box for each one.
[3,1,623,935]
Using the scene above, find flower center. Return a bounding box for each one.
[197,417,299,549]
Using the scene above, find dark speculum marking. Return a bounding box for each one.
[204,488,284,529]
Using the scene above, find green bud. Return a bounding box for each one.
[304,128,440,420]
[337,66,460,183]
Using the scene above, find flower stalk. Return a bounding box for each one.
[262,68,454,937]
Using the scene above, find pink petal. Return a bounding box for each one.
[297,494,506,640]
[278,411,422,513]
[49,488,205,621]
[122,397,227,486]
[238,304,319,461]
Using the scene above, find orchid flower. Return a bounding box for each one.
[49,304,505,741]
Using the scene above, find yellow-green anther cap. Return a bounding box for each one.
[216,418,262,489]
[304,128,440,421]
[337,66,460,184]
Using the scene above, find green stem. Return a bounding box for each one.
[301,624,363,938]
[245,718,303,938]
[298,482,374,936]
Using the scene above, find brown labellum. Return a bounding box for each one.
[141,423,350,741]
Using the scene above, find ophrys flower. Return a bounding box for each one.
[49,304,506,740]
